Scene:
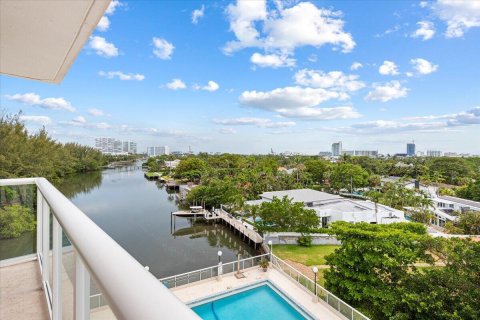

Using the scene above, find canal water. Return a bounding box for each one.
[0,165,258,278]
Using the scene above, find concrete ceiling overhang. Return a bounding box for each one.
[0,0,110,84]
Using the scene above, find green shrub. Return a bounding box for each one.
[297,234,313,247]
[0,205,36,239]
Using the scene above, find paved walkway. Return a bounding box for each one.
[0,260,49,320]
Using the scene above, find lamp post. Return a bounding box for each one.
[217,250,223,281]
[268,240,273,258]
[312,266,318,302]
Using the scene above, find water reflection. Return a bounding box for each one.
[56,170,102,199]
[56,165,258,278]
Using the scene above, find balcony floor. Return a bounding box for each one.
[0,259,49,320]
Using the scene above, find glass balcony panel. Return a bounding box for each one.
[0,184,37,260]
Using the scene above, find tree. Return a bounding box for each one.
[427,157,475,185]
[174,157,206,181]
[329,163,369,192]
[398,238,480,320]
[185,179,242,209]
[0,113,107,182]
[0,205,35,239]
[456,180,480,201]
[304,159,331,185]
[324,222,430,319]
[255,196,319,233]
[325,223,480,320]
[445,211,480,235]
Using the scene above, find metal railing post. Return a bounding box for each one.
[42,199,50,286]
[37,191,43,257]
[75,253,90,320]
[53,217,62,320]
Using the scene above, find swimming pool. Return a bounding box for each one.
[190,282,312,320]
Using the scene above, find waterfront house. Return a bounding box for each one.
[245,189,405,227]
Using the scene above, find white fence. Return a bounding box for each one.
[264,232,341,245]
[270,255,369,320]
[160,253,269,289]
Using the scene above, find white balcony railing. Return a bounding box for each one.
[0,178,200,320]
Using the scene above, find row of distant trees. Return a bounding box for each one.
[0,113,107,182]
[143,152,479,212]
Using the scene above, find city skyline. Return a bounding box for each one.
[1,0,480,154]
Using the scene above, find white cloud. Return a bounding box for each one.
[152,37,174,60]
[240,86,340,110]
[405,107,480,126]
[88,108,105,117]
[374,24,401,38]
[106,0,123,15]
[410,58,438,75]
[350,62,363,71]
[224,1,355,64]
[192,5,205,24]
[250,52,295,68]
[88,36,118,57]
[239,86,361,120]
[73,116,86,124]
[349,120,447,133]
[432,0,480,38]
[97,16,110,32]
[411,21,435,40]
[224,0,267,53]
[165,79,187,90]
[60,117,112,130]
[19,115,52,125]
[98,71,145,81]
[5,93,75,112]
[365,81,408,102]
[378,60,399,75]
[339,106,480,134]
[212,117,296,128]
[294,69,365,92]
[194,81,219,92]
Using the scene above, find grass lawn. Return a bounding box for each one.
[273,245,340,266]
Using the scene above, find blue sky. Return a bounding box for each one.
[1,0,480,154]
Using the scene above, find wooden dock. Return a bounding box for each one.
[170,208,263,246]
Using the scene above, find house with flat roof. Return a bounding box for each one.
[245,189,405,227]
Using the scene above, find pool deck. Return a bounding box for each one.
[172,267,346,320]
[90,267,347,320]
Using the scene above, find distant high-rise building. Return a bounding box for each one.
[95,138,136,154]
[332,142,342,156]
[147,146,170,157]
[427,150,442,157]
[407,141,416,156]
[122,141,137,154]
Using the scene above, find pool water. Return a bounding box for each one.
[191,284,308,320]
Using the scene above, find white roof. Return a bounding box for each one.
[1,0,110,83]
[260,189,342,203]
[439,195,480,210]
[313,199,402,215]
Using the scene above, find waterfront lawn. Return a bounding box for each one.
[273,245,340,266]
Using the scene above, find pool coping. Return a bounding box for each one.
[187,279,316,320]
